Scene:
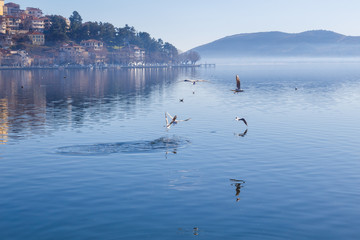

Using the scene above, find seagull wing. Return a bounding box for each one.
[167,112,174,120]
[177,118,191,122]
[236,75,241,90]
[165,112,169,126]
[241,118,248,126]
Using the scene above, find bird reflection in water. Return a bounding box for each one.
[193,227,199,236]
[177,227,200,236]
[234,129,248,137]
[165,148,177,159]
[230,179,245,202]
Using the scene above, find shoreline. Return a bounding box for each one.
[0,64,201,71]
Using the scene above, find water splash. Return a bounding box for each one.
[56,136,190,156]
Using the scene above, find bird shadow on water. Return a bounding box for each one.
[56,136,190,156]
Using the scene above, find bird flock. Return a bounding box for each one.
[165,75,248,132]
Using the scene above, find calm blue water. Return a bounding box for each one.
[1,63,360,239]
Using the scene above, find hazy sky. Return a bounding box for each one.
[12,0,360,51]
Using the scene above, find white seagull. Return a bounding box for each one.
[183,79,207,85]
[231,75,244,93]
[235,117,248,126]
[165,112,191,129]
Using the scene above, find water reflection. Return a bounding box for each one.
[193,227,199,236]
[234,129,248,137]
[165,149,177,159]
[56,137,190,156]
[0,99,9,144]
[0,68,194,142]
[230,179,245,202]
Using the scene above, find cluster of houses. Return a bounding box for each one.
[0,1,53,46]
[0,1,146,67]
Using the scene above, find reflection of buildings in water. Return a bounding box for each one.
[230,179,245,202]
[0,71,47,140]
[0,68,185,140]
[130,68,146,91]
[0,99,9,144]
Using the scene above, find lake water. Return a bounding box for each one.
[1,63,360,239]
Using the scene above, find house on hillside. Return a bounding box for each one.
[4,2,22,17]
[110,45,145,65]
[0,33,13,47]
[43,17,51,30]
[80,39,107,65]
[0,50,32,67]
[80,39,104,51]
[0,16,6,34]
[29,17,45,32]
[25,7,43,18]
[0,0,4,16]
[59,42,88,65]
[28,32,45,45]
[4,15,21,33]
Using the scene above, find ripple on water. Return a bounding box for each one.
[56,137,190,156]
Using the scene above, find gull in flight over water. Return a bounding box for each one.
[165,112,191,129]
[231,75,244,93]
[183,79,208,85]
[235,117,248,126]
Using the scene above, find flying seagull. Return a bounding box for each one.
[235,117,248,126]
[231,75,244,93]
[165,112,191,129]
[183,79,207,85]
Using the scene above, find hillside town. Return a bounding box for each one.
[0,1,200,68]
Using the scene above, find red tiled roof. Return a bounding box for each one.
[5,3,20,8]
[81,39,102,43]
[28,32,44,35]
[26,7,42,11]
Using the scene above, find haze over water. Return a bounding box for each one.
[1,63,360,239]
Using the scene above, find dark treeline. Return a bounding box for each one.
[44,11,190,64]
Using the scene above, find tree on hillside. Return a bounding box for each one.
[45,15,68,44]
[99,22,116,45]
[115,24,136,46]
[163,42,178,63]
[69,11,83,41]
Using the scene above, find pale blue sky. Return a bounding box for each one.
[12,0,360,51]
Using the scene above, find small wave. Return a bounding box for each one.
[56,137,190,156]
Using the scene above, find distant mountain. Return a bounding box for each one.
[191,30,360,59]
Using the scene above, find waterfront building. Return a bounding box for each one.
[59,42,89,65]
